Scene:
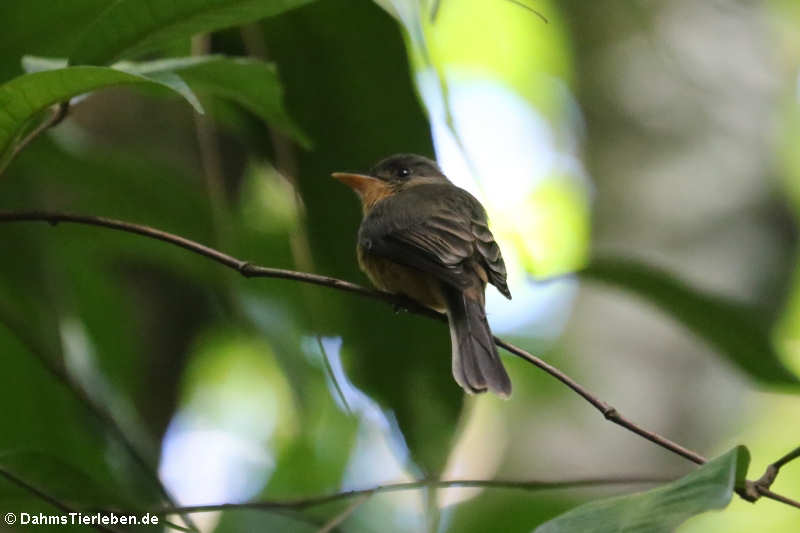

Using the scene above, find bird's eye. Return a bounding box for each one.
[397,167,411,178]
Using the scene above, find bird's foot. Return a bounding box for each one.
[391,295,415,314]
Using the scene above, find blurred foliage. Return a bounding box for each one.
[583,257,799,385]
[0,0,799,532]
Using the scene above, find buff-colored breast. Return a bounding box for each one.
[357,246,446,312]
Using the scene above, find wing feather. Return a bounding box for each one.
[359,183,510,298]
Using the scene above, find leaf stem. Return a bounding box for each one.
[0,101,69,177]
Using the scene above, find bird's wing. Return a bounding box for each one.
[471,219,511,299]
[360,184,511,298]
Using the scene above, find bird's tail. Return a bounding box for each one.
[443,285,512,398]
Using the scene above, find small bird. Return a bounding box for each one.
[333,154,513,397]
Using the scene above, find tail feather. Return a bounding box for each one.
[444,286,512,398]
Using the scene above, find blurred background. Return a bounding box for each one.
[1,0,799,531]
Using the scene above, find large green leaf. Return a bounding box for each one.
[70,0,316,65]
[582,257,799,385]
[22,54,310,147]
[0,66,204,167]
[534,447,749,533]
[119,55,311,146]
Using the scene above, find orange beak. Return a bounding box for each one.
[331,172,381,195]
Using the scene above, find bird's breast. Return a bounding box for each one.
[357,246,446,312]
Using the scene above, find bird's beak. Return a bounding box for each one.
[331,172,381,195]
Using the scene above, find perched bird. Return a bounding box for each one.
[333,154,513,397]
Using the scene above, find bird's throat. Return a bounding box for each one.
[359,180,395,214]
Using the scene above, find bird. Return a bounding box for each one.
[332,153,513,397]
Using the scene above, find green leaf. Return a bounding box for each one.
[0,66,203,167]
[22,54,309,146]
[582,256,799,385]
[534,447,750,533]
[118,55,311,147]
[70,0,316,66]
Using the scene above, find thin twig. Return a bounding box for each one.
[0,102,69,177]
[754,487,800,510]
[493,337,707,465]
[0,209,798,511]
[772,446,800,470]
[740,445,800,504]
[504,0,548,23]
[0,467,118,533]
[0,212,701,461]
[152,476,671,515]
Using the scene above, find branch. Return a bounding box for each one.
[0,209,425,311]
[1,209,798,511]
[152,476,671,515]
[492,337,706,465]
[758,445,800,489]
[739,445,800,508]
[0,210,703,460]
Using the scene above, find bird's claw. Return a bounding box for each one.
[392,302,408,314]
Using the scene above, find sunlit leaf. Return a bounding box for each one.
[70,0,316,65]
[583,257,799,385]
[534,447,749,533]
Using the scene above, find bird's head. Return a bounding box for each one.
[332,154,448,210]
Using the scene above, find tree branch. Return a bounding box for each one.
[152,476,671,515]
[0,209,798,511]
[757,445,800,489]
[0,210,704,461]
[739,445,800,508]
[492,337,706,465]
